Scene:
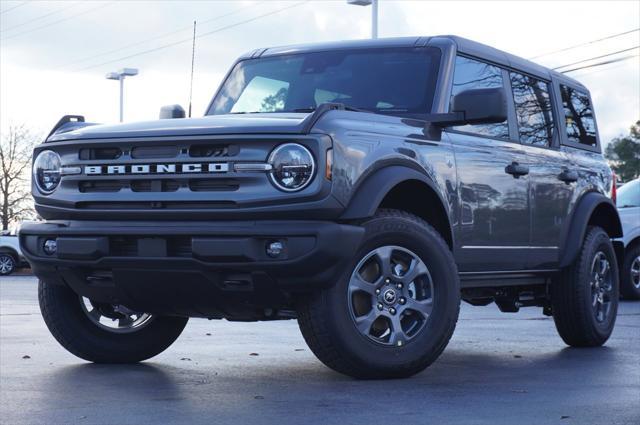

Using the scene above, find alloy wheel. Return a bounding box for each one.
[631,255,640,289]
[79,297,154,334]
[348,245,434,346]
[0,255,15,275]
[590,251,614,323]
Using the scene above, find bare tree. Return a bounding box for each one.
[0,125,38,231]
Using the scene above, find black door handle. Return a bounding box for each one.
[505,162,529,178]
[558,169,578,183]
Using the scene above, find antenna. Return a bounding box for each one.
[188,20,196,118]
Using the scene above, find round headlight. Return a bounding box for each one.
[33,150,61,194]
[268,143,315,192]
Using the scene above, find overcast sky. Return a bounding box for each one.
[1,0,639,145]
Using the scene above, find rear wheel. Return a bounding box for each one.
[0,253,16,276]
[552,226,619,347]
[39,279,188,363]
[620,243,640,300]
[297,209,460,379]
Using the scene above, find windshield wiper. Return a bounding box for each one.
[294,104,372,114]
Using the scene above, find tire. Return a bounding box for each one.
[297,209,460,379]
[39,279,188,363]
[620,243,640,300]
[0,253,16,276]
[552,226,619,347]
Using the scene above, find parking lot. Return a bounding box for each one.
[1,275,638,425]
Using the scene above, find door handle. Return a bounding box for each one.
[558,169,578,183]
[505,162,529,178]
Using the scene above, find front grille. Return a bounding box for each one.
[130,180,180,192]
[36,135,323,217]
[78,178,238,193]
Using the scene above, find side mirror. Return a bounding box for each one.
[426,88,507,127]
[159,104,186,119]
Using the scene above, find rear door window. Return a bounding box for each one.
[510,73,555,147]
[560,85,598,148]
[450,56,509,139]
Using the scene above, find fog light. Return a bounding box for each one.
[266,241,284,258]
[43,239,57,256]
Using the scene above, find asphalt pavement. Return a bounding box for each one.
[1,275,638,425]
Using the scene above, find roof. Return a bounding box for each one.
[242,35,586,89]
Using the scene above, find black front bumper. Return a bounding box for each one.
[20,220,364,319]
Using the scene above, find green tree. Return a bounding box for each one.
[605,120,640,182]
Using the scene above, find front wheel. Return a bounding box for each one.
[552,226,619,347]
[39,280,188,363]
[297,210,460,379]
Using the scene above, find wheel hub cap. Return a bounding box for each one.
[382,288,397,305]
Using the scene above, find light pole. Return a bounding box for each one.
[105,68,138,122]
[347,0,378,39]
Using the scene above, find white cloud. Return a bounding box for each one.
[1,0,638,144]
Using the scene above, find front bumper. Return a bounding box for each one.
[20,220,364,319]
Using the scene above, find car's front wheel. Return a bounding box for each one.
[552,226,619,346]
[297,209,460,379]
[0,253,16,276]
[39,279,188,363]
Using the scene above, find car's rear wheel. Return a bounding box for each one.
[297,209,460,379]
[552,226,619,346]
[620,243,640,300]
[0,253,16,276]
[39,279,188,363]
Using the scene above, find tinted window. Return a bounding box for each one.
[510,73,555,147]
[209,48,441,116]
[560,85,598,148]
[617,179,640,208]
[450,56,509,139]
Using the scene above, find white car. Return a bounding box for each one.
[617,178,640,299]
[0,232,27,276]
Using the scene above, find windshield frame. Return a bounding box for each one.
[205,46,443,119]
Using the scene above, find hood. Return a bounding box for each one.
[47,113,312,142]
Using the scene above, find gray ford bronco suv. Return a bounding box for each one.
[21,36,623,379]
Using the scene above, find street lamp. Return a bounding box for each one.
[347,0,378,39]
[105,68,138,122]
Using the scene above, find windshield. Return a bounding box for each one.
[617,179,640,208]
[208,47,441,116]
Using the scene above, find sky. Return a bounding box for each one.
[1,0,639,146]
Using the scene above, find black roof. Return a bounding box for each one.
[244,35,585,89]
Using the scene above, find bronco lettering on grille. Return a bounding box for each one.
[84,163,229,175]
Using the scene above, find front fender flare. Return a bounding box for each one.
[339,165,450,220]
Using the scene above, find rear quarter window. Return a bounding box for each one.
[560,85,598,149]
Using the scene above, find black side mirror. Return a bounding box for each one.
[426,88,507,127]
[159,104,186,119]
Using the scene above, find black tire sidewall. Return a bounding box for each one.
[39,280,188,363]
[0,254,16,275]
[320,213,460,372]
[579,230,619,339]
